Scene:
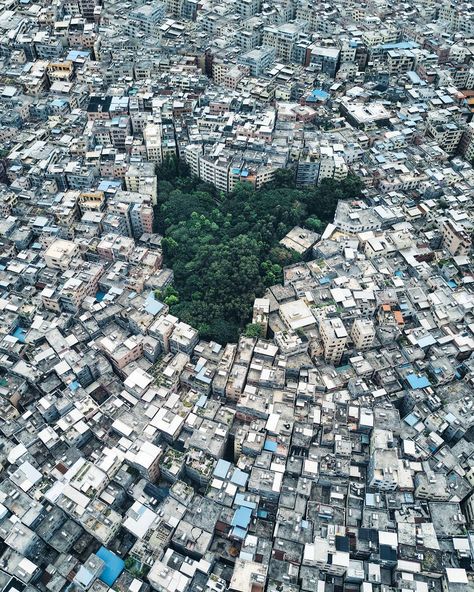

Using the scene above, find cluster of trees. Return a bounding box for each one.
[155,158,362,342]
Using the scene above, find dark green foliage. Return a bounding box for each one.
[155,286,180,306]
[124,556,149,578]
[124,557,135,570]
[265,168,296,189]
[305,216,323,232]
[156,169,362,342]
[306,175,363,221]
[157,154,190,182]
[244,323,265,338]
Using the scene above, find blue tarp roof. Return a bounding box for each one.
[75,566,94,588]
[96,547,125,586]
[407,71,422,84]
[196,369,212,384]
[97,180,121,191]
[231,168,249,177]
[232,506,252,529]
[406,374,431,389]
[418,335,436,348]
[144,293,164,316]
[264,440,278,452]
[234,493,257,509]
[404,413,420,427]
[67,50,90,61]
[310,89,329,100]
[12,327,26,343]
[196,395,207,408]
[230,468,248,487]
[214,459,231,480]
[231,526,247,539]
[375,41,419,50]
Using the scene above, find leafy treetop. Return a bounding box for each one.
[154,157,362,343]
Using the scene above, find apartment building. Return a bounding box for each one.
[44,239,80,271]
[442,220,472,256]
[126,2,166,37]
[125,162,158,205]
[238,48,275,76]
[319,317,348,365]
[351,318,375,351]
[144,123,164,165]
[262,24,303,63]
[426,117,464,155]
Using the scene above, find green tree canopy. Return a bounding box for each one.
[244,323,264,338]
[155,168,362,342]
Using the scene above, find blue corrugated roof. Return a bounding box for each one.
[196,369,212,384]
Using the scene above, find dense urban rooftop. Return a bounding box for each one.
[0,0,474,590]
